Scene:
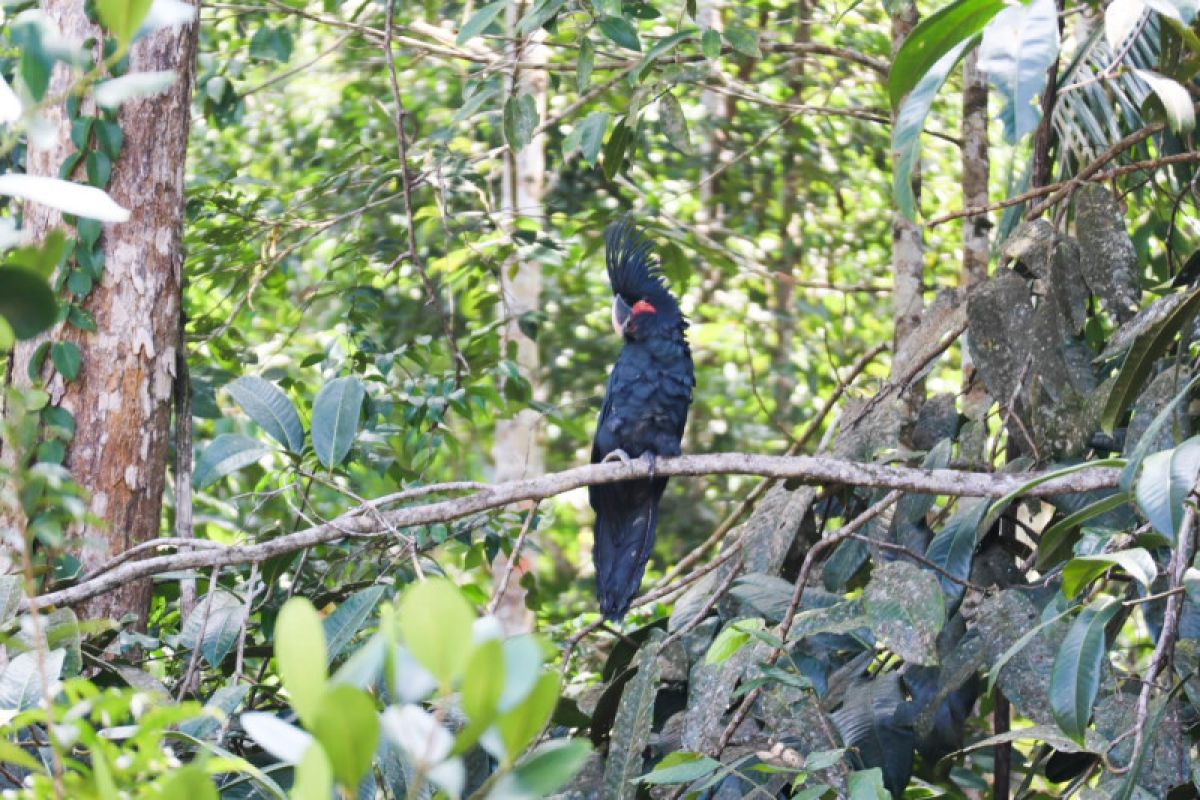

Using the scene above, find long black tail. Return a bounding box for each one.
[590,476,667,620]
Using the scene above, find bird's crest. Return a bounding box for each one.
[605,220,670,302]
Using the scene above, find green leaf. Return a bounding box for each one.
[976,0,1059,143]
[701,29,721,59]
[516,0,565,35]
[863,561,944,665]
[657,93,692,154]
[602,630,663,799]
[458,0,507,44]
[455,638,505,752]
[602,118,633,181]
[249,26,294,63]
[888,0,1006,108]
[95,0,155,47]
[397,577,476,685]
[85,151,112,187]
[892,37,976,220]
[1101,284,1200,434]
[636,752,720,784]
[275,597,328,728]
[291,742,333,800]
[572,111,609,165]
[491,739,593,798]
[1134,68,1196,133]
[180,590,245,669]
[1050,595,1121,743]
[1185,567,1200,603]
[847,768,889,800]
[504,94,539,152]
[0,650,65,710]
[310,685,380,789]
[192,433,269,489]
[311,376,365,468]
[1061,549,1157,599]
[496,671,560,762]
[0,575,22,624]
[1169,436,1200,535]
[1136,449,1175,541]
[95,120,124,160]
[986,606,1073,693]
[924,497,988,599]
[0,267,57,339]
[598,16,641,51]
[1037,492,1131,570]
[226,375,305,454]
[705,618,762,665]
[577,38,595,91]
[157,765,218,800]
[1120,373,1200,492]
[632,30,693,82]
[723,24,760,57]
[50,341,81,380]
[322,585,386,665]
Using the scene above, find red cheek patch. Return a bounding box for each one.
[631,300,656,316]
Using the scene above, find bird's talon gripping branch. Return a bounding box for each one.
[601,449,632,464]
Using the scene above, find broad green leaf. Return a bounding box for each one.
[95,0,154,47]
[291,742,333,800]
[499,634,544,710]
[577,38,595,91]
[454,638,505,752]
[704,618,762,665]
[457,0,506,44]
[249,25,293,63]
[1050,595,1121,743]
[1120,373,1200,492]
[723,24,760,57]
[632,30,693,82]
[50,341,80,380]
[863,561,944,665]
[1169,436,1200,534]
[598,16,641,51]
[848,768,889,800]
[503,94,539,152]
[177,683,250,740]
[311,376,365,469]
[1061,549,1157,599]
[0,576,21,624]
[1105,0,1146,49]
[658,93,692,154]
[1102,284,1200,434]
[636,752,720,784]
[888,0,1006,108]
[1185,567,1200,602]
[701,28,721,59]
[310,685,380,789]
[397,577,476,685]
[568,111,609,165]
[516,0,565,35]
[496,671,560,762]
[1038,492,1131,570]
[0,649,64,710]
[1136,449,1174,540]
[980,459,1126,541]
[180,590,245,669]
[924,497,988,599]
[1134,68,1196,133]
[192,433,269,489]
[986,606,1073,692]
[602,118,633,180]
[275,598,328,728]
[977,0,1059,143]
[322,585,386,665]
[490,739,592,798]
[602,630,663,799]
[226,376,305,454]
[0,268,56,340]
[157,765,217,800]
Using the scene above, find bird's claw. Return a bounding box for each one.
[601,449,632,464]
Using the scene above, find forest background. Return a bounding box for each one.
[0,0,1198,797]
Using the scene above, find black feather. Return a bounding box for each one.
[590,221,694,621]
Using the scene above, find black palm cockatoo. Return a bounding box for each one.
[589,221,694,621]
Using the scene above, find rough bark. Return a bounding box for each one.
[960,49,991,465]
[890,3,925,418]
[697,0,727,226]
[6,7,199,624]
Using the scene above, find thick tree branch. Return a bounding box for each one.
[23,453,1120,611]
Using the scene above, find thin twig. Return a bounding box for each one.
[848,534,986,591]
[235,563,260,681]
[486,503,538,616]
[178,568,221,701]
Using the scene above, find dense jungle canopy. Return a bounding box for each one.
[3,0,1200,797]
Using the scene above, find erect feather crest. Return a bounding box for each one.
[605,220,672,303]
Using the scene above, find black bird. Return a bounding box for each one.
[589,222,694,621]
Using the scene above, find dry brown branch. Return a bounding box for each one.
[25,453,1120,612]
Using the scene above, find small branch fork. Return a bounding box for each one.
[22,454,1121,612]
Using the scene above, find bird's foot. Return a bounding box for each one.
[601,449,632,464]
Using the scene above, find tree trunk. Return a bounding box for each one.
[890,3,925,419]
[6,6,199,625]
[960,50,991,466]
[491,3,548,634]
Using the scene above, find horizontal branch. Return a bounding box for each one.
[23,453,1122,612]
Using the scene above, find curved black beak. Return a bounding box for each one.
[611,295,631,336]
